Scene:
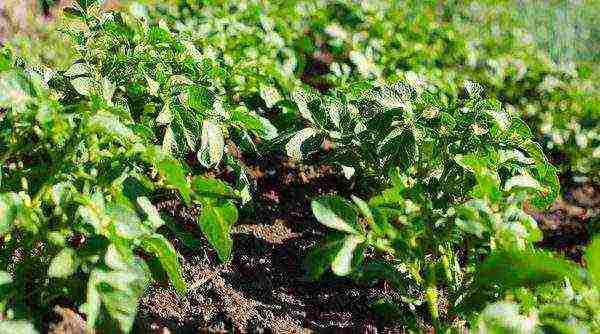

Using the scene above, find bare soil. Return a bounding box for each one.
[127,154,598,333]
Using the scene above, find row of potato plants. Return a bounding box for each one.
[5,0,598,182]
[0,0,598,332]
[138,0,599,183]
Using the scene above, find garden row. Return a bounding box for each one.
[0,0,598,332]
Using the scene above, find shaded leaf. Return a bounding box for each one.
[286,128,322,161]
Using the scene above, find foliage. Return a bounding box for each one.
[471,237,600,333]
[302,79,561,329]
[0,0,598,332]
[0,1,264,330]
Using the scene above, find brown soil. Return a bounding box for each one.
[536,183,600,262]
[134,154,386,333]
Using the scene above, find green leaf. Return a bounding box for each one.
[585,236,600,289]
[0,193,19,235]
[229,108,278,141]
[145,75,160,97]
[198,120,224,169]
[351,195,374,226]
[76,193,107,233]
[70,77,96,96]
[88,112,135,141]
[48,248,78,278]
[0,70,32,107]
[187,85,214,112]
[286,128,322,161]
[311,196,361,234]
[106,199,147,239]
[529,163,560,209]
[455,200,494,238]
[504,174,543,192]
[76,0,100,11]
[198,201,238,263]
[476,249,583,289]
[64,63,89,77]
[506,118,533,143]
[377,127,417,172]
[0,271,12,285]
[475,301,538,333]
[331,234,365,276]
[157,160,191,205]
[191,176,237,199]
[82,261,149,333]
[142,234,187,294]
[257,116,279,140]
[136,197,165,230]
[0,321,39,334]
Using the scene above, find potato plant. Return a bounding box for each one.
[0,1,267,330]
[290,80,562,329]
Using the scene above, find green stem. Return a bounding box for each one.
[426,262,440,329]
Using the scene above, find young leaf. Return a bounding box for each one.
[311,195,361,234]
[198,120,224,168]
[198,201,238,263]
[141,234,187,294]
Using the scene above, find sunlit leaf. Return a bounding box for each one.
[198,201,238,263]
[198,120,224,168]
[142,234,187,294]
[312,196,361,234]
